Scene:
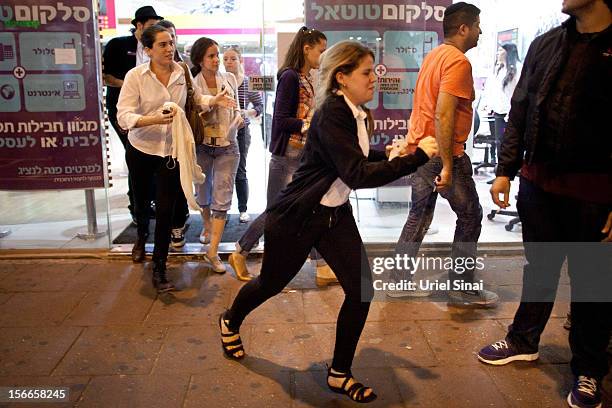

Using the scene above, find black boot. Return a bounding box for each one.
[152,260,175,293]
[132,233,148,263]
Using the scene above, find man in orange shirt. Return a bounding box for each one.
[390,2,498,307]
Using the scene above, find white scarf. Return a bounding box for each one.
[163,102,206,212]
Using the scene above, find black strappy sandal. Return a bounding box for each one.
[327,366,377,403]
[218,313,245,360]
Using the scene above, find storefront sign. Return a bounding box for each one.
[248,75,275,91]
[305,0,451,150]
[0,0,106,190]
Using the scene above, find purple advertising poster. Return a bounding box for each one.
[305,0,451,153]
[0,0,106,190]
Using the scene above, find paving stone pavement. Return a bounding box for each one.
[0,257,609,408]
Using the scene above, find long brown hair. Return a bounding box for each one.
[277,26,326,79]
[190,37,218,77]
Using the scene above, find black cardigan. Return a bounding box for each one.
[269,68,303,156]
[267,94,430,226]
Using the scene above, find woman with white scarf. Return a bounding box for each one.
[117,26,235,292]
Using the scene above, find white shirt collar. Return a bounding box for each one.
[337,90,367,121]
[140,61,181,76]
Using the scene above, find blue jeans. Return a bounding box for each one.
[237,152,301,253]
[235,127,251,213]
[196,143,239,218]
[393,155,483,283]
[237,150,325,263]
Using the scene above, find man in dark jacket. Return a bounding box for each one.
[102,6,162,224]
[478,1,611,407]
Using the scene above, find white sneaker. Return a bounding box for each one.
[239,212,251,223]
[386,288,432,298]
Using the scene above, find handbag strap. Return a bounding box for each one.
[180,62,194,97]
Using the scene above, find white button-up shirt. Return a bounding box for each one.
[117,61,213,157]
[136,40,149,66]
[320,92,370,207]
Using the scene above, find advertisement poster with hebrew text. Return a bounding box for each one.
[306,0,451,149]
[0,0,106,190]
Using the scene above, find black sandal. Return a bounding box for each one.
[327,366,377,403]
[218,313,245,360]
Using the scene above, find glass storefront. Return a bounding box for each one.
[0,0,565,250]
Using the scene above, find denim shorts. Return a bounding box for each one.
[196,143,240,214]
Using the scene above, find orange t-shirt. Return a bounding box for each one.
[407,44,475,156]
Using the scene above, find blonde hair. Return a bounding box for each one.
[315,40,375,133]
[223,46,244,77]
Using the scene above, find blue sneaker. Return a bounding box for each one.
[477,339,539,365]
[567,376,602,408]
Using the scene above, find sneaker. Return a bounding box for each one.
[199,228,210,245]
[448,289,499,308]
[170,225,186,248]
[239,212,251,223]
[477,339,539,365]
[204,253,226,274]
[228,252,252,281]
[386,289,432,298]
[567,376,602,408]
[386,285,432,298]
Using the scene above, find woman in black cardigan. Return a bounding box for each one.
[219,41,437,403]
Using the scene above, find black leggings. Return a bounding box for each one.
[226,202,374,372]
[126,142,187,263]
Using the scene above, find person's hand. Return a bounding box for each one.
[244,108,258,118]
[490,176,511,209]
[235,112,245,129]
[212,88,237,109]
[601,211,612,242]
[385,145,393,158]
[153,108,175,125]
[416,137,438,159]
[435,167,452,192]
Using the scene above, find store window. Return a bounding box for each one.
[0,0,566,250]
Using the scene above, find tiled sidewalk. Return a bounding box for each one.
[0,258,609,407]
